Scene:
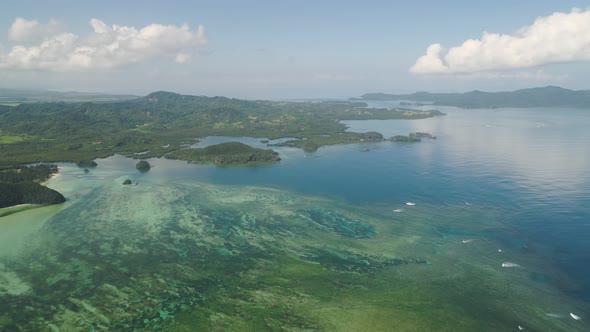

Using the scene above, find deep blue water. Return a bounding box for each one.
[134,104,590,300]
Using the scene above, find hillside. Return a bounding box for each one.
[0,91,443,164]
[359,86,590,108]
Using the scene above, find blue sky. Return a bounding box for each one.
[0,0,588,98]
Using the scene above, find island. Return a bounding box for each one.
[165,142,281,165]
[273,131,384,152]
[391,132,436,142]
[0,164,65,212]
[0,91,444,165]
[357,86,590,108]
[275,131,436,151]
[136,160,151,172]
[0,90,443,209]
[122,179,133,185]
[76,159,97,168]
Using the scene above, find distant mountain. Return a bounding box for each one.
[359,86,590,108]
[0,88,138,105]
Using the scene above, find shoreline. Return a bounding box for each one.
[41,170,61,185]
[0,166,63,217]
[0,204,38,218]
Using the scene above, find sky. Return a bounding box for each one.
[0,0,589,99]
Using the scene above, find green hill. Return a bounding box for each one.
[0,91,443,164]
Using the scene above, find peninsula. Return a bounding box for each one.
[0,164,65,212]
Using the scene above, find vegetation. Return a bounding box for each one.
[0,91,444,164]
[359,86,590,108]
[277,131,436,151]
[122,179,133,185]
[166,142,280,165]
[0,182,66,208]
[76,159,97,167]
[0,164,58,183]
[391,134,421,142]
[0,164,65,208]
[274,131,384,152]
[391,132,436,142]
[136,160,151,171]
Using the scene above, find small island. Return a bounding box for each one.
[122,179,133,185]
[391,132,436,142]
[274,131,384,152]
[136,160,151,172]
[0,164,66,211]
[76,159,97,168]
[275,131,436,151]
[166,142,281,166]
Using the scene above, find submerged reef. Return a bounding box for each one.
[0,181,585,331]
[301,247,429,274]
[302,208,377,238]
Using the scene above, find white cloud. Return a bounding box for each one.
[0,18,207,70]
[7,17,63,43]
[174,52,191,64]
[410,8,590,74]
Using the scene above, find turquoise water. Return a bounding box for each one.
[1,104,590,331]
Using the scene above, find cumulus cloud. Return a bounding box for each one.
[0,18,207,70]
[410,8,590,74]
[8,17,63,43]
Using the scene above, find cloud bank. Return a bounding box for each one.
[410,8,590,74]
[0,18,207,70]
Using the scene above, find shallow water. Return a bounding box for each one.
[1,105,590,331]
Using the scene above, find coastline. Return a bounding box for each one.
[41,169,61,185]
[0,166,63,216]
[0,204,38,218]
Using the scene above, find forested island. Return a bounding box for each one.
[0,91,444,165]
[274,131,385,152]
[166,142,281,165]
[275,132,436,151]
[0,164,65,211]
[358,86,590,108]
